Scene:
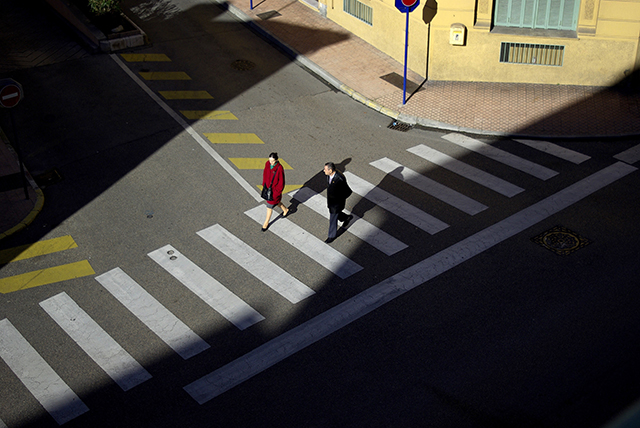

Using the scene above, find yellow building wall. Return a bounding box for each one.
[320,0,640,86]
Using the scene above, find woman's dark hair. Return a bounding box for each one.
[269,152,279,160]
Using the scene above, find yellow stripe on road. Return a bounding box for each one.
[256,184,302,194]
[181,111,238,120]
[139,72,191,80]
[0,261,95,294]
[230,158,293,169]
[120,53,171,62]
[205,133,264,144]
[0,235,78,264]
[159,91,213,100]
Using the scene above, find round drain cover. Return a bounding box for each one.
[542,231,579,251]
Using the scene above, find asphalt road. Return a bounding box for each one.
[1,0,639,427]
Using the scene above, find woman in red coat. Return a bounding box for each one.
[262,152,289,231]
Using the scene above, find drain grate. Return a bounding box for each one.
[531,226,591,255]
[231,60,256,71]
[257,10,281,20]
[34,169,63,188]
[387,120,413,132]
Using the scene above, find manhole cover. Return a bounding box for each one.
[387,120,413,132]
[531,226,591,255]
[231,60,256,71]
[34,169,63,188]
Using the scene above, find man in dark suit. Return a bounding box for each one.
[323,162,353,243]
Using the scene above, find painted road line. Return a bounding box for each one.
[289,187,408,256]
[230,158,293,169]
[442,133,556,180]
[158,91,213,100]
[120,53,171,62]
[96,268,210,360]
[344,172,449,235]
[40,292,152,392]
[513,139,591,164]
[245,205,363,279]
[614,144,640,165]
[408,144,524,197]
[205,133,264,144]
[370,157,488,216]
[197,225,315,304]
[181,111,238,120]
[0,260,95,294]
[442,133,558,180]
[184,161,637,404]
[148,245,264,330]
[0,235,77,264]
[111,54,262,202]
[139,71,191,80]
[0,319,89,425]
[0,416,6,428]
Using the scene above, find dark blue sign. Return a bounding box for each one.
[395,0,420,13]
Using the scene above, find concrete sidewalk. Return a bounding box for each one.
[1,0,639,240]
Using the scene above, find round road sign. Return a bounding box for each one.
[0,78,23,108]
[395,0,420,13]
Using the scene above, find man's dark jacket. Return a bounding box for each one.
[327,171,352,213]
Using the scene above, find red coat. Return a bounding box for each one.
[262,161,285,204]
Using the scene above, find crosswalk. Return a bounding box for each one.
[0,130,609,425]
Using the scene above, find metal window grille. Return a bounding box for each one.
[500,42,564,66]
[494,0,580,30]
[343,0,373,25]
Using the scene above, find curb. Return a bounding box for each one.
[0,129,45,241]
[219,0,638,139]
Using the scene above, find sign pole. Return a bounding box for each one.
[403,10,410,105]
[1,78,28,199]
[9,109,29,200]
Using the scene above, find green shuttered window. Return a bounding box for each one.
[494,0,580,30]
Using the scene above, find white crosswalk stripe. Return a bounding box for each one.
[244,205,363,279]
[408,144,524,197]
[39,292,152,392]
[0,319,89,425]
[614,143,640,164]
[148,245,265,330]
[370,157,488,215]
[442,133,558,180]
[344,172,449,234]
[513,139,591,164]
[289,187,408,255]
[96,268,210,360]
[197,224,315,303]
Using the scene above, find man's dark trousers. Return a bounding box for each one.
[326,170,352,239]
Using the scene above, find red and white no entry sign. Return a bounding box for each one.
[401,0,418,7]
[0,79,23,108]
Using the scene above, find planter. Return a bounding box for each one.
[45,0,149,52]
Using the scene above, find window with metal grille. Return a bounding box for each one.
[343,0,373,25]
[494,0,580,30]
[500,42,565,66]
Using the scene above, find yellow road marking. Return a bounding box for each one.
[0,236,78,264]
[0,260,95,294]
[139,71,191,80]
[205,133,264,144]
[181,111,238,120]
[256,184,303,193]
[230,158,293,169]
[159,91,213,100]
[120,53,171,62]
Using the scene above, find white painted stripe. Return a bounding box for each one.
[370,157,488,215]
[110,54,262,202]
[408,144,524,197]
[344,172,449,235]
[148,245,264,330]
[39,293,152,391]
[513,139,591,164]
[197,225,315,304]
[0,319,89,425]
[96,268,210,360]
[244,205,363,279]
[0,417,6,428]
[184,162,636,404]
[442,133,558,180]
[289,187,408,256]
[614,143,640,165]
